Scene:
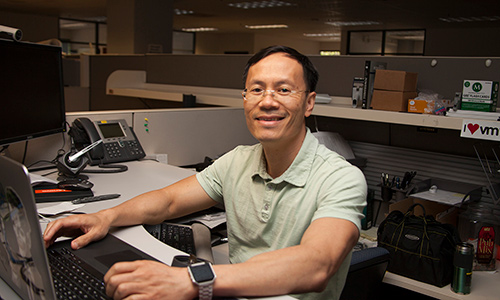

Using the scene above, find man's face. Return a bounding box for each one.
[243,53,315,147]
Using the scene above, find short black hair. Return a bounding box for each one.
[242,45,319,92]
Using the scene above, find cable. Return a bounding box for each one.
[82,163,128,174]
[21,141,28,165]
[0,145,9,154]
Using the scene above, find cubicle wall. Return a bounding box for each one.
[143,54,500,102]
[87,54,500,112]
[4,108,255,170]
[133,107,256,166]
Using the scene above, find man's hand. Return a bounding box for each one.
[104,260,197,300]
[43,210,113,250]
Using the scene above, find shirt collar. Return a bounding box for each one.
[252,127,318,187]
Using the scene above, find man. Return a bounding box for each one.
[44,45,367,300]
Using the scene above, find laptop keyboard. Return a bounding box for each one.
[144,223,196,255]
[48,247,109,300]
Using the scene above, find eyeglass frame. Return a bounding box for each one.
[241,88,310,102]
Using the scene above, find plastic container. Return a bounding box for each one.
[458,202,500,271]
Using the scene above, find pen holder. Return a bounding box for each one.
[380,185,393,201]
[393,189,407,201]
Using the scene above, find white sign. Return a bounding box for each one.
[461,119,500,141]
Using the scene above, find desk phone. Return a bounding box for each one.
[70,117,146,165]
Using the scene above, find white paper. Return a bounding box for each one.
[410,190,467,206]
[38,202,85,216]
[194,212,226,229]
[30,173,58,186]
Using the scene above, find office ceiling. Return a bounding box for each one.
[1,0,499,42]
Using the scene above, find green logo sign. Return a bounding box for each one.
[464,81,470,88]
[472,82,483,92]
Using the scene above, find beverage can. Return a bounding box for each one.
[451,242,473,295]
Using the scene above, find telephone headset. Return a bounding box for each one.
[56,118,145,179]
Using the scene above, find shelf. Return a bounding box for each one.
[106,70,470,131]
[312,103,464,130]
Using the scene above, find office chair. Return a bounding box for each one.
[339,247,390,300]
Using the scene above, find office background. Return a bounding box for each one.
[1,2,500,298]
[1,0,500,222]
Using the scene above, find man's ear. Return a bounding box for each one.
[304,92,316,117]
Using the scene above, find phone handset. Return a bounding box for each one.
[70,118,105,162]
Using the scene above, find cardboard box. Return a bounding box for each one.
[461,80,499,112]
[389,197,459,226]
[408,99,453,114]
[371,90,418,112]
[374,70,418,92]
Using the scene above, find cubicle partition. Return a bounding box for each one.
[4,107,255,170]
[86,53,500,112]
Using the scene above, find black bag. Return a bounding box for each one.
[377,203,461,287]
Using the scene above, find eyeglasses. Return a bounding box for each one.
[242,88,308,103]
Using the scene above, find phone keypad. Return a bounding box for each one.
[104,141,145,161]
[105,142,123,159]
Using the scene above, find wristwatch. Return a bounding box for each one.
[188,261,216,300]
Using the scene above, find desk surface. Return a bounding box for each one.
[383,263,500,300]
[360,226,500,300]
[0,160,292,300]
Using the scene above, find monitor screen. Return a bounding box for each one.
[0,39,66,146]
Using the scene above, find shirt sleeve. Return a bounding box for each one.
[195,149,235,204]
[312,164,367,231]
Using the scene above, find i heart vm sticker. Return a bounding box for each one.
[467,123,479,134]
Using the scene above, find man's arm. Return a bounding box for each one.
[104,217,359,299]
[43,174,217,249]
[213,217,359,296]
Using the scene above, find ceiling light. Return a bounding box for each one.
[174,9,194,15]
[439,15,500,23]
[320,51,341,56]
[229,1,295,9]
[325,21,380,26]
[245,24,288,29]
[182,27,218,32]
[303,33,340,37]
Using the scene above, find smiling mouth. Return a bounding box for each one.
[256,116,284,121]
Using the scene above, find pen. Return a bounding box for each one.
[71,193,121,204]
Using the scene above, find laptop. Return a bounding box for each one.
[0,156,160,299]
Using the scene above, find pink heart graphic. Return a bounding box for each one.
[467,123,479,134]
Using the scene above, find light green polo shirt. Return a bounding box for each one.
[196,128,367,300]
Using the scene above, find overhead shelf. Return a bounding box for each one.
[106,70,470,131]
[312,103,464,130]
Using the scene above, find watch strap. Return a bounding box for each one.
[199,284,213,300]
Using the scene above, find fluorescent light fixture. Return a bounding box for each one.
[439,15,500,22]
[320,51,341,56]
[182,27,218,32]
[303,33,340,37]
[229,1,295,9]
[174,9,194,15]
[245,24,288,29]
[326,21,380,26]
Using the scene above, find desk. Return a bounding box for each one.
[1,160,292,300]
[383,263,500,300]
[361,228,500,300]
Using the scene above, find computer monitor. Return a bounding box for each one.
[0,39,66,146]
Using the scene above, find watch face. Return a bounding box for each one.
[190,262,215,283]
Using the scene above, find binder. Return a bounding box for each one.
[33,183,94,203]
[362,61,387,109]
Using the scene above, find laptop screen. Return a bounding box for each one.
[0,156,56,299]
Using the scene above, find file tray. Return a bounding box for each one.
[408,178,482,206]
[390,179,482,226]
